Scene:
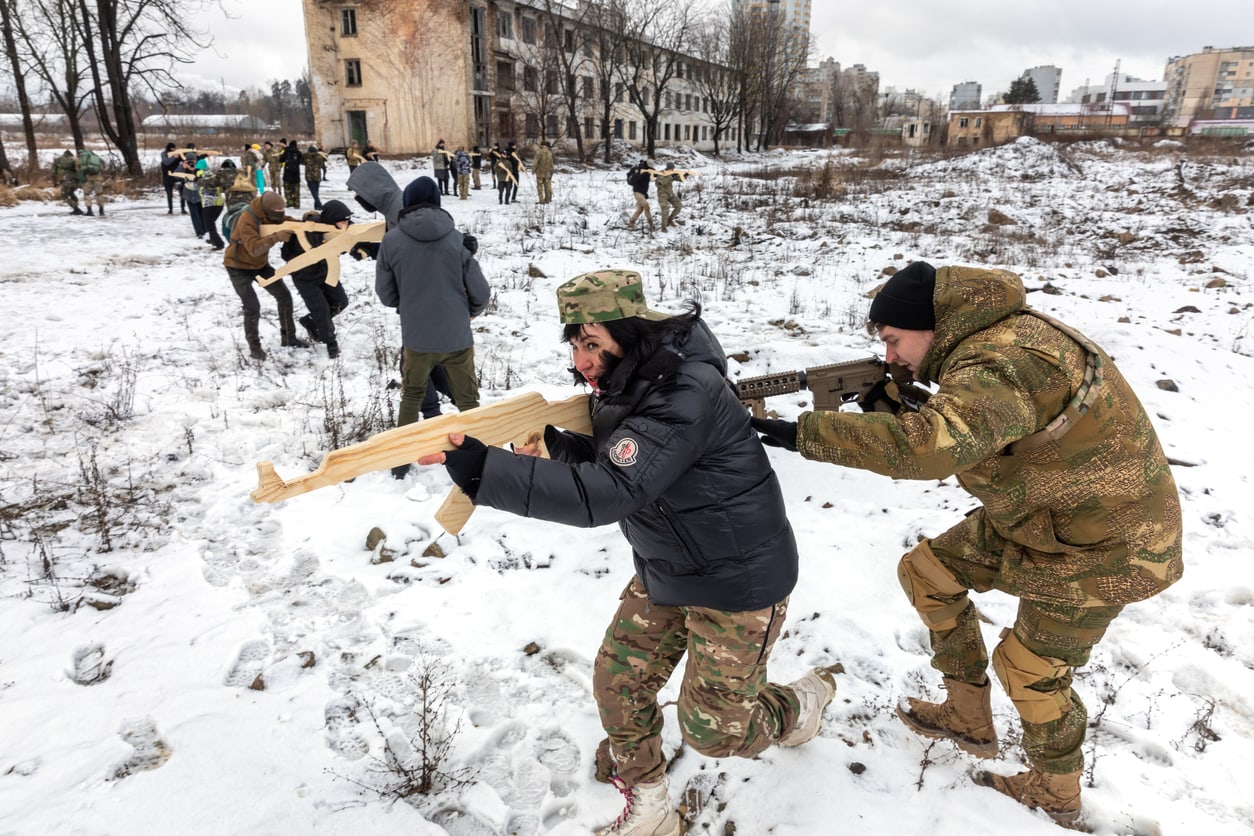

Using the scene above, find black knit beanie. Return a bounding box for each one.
[868,261,937,330]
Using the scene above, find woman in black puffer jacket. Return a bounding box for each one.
[421,270,835,836]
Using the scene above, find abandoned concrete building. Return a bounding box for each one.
[300,0,736,155]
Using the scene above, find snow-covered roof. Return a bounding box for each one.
[140,113,275,130]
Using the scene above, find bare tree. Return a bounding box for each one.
[830,64,880,135]
[741,2,809,149]
[76,0,212,175]
[515,28,566,145]
[531,0,597,159]
[584,4,622,164]
[610,0,697,159]
[0,0,40,175]
[13,0,93,149]
[689,17,739,156]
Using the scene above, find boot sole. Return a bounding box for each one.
[896,703,999,758]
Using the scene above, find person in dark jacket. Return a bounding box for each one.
[160,141,185,214]
[418,270,836,836]
[281,139,302,208]
[376,176,490,475]
[347,163,456,422]
[281,199,353,358]
[627,159,655,232]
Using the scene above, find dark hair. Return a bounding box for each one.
[562,302,702,389]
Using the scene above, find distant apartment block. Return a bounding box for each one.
[1162,46,1254,127]
[1022,65,1063,103]
[1069,73,1167,124]
[949,81,982,111]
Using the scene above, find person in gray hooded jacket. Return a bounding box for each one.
[375,175,490,433]
[349,163,457,428]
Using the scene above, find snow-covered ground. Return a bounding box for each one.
[1,138,1252,835]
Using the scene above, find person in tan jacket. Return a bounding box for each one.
[223,191,310,360]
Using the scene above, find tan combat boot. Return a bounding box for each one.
[896,677,998,758]
[780,667,838,747]
[596,776,683,836]
[974,767,1083,825]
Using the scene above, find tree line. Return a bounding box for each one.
[490,0,817,160]
[0,0,311,179]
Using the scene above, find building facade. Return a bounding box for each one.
[1068,73,1167,124]
[1022,65,1063,104]
[949,81,981,111]
[1162,46,1254,127]
[300,0,729,155]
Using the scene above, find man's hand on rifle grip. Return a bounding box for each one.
[750,417,798,452]
[858,379,902,414]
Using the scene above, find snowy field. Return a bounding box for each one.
[1,138,1252,835]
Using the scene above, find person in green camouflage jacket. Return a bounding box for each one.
[752,261,1183,825]
[52,150,82,215]
[302,144,327,210]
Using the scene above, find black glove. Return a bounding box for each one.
[858,379,901,414]
[462,233,479,255]
[350,241,379,261]
[750,417,798,452]
[443,435,488,500]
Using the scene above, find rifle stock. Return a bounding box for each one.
[252,391,592,536]
[736,357,928,416]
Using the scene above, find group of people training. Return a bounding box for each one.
[414,262,1182,834]
[143,135,1182,832]
[427,139,555,206]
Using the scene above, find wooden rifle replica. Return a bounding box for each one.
[735,356,930,418]
[255,220,385,287]
[644,168,697,182]
[251,391,593,536]
[510,151,529,174]
[171,148,221,157]
[495,160,519,186]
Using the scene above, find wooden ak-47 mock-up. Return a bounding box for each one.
[643,169,698,182]
[251,391,593,535]
[255,220,385,288]
[171,148,221,157]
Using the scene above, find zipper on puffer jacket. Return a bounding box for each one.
[655,501,705,569]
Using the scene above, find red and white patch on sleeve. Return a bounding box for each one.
[609,437,639,466]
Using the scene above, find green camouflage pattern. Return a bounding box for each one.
[265,147,283,185]
[656,174,683,229]
[924,579,1120,774]
[302,150,326,182]
[798,265,1183,608]
[556,270,666,324]
[591,577,798,786]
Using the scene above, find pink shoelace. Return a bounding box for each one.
[608,776,636,830]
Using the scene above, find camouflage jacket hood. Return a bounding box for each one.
[797,265,1182,607]
[916,265,1025,385]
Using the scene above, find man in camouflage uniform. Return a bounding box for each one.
[420,270,837,836]
[52,150,82,215]
[753,261,1183,825]
[302,144,327,210]
[263,141,283,191]
[533,140,554,204]
[655,164,684,231]
[76,148,107,216]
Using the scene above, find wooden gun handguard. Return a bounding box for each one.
[252,392,593,535]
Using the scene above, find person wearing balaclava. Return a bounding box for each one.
[751,261,1183,824]
[374,176,490,478]
[222,190,309,360]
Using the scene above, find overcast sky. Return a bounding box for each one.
[185,0,1248,102]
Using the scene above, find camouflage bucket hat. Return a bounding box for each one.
[557,270,668,324]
